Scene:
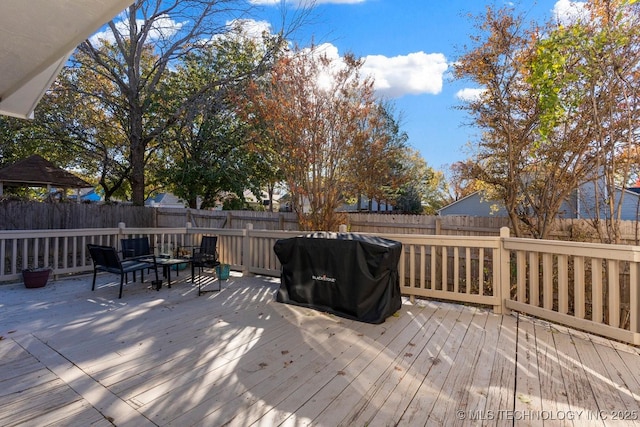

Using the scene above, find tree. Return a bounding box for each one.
[455,6,604,239]
[454,7,541,237]
[349,101,409,212]
[393,148,447,214]
[526,0,640,242]
[241,45,397,230]
[448,160,481,201]
[75,0,292,205]
[158,26,285,209]
[35,56,138,202]
[0,116,37,167]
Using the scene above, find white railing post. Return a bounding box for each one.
[185,221,192,248]
[118,222,126,250]
[242,223,254,276]
[497,227,511,314]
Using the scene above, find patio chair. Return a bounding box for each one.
[121,236,154,282]
[88,244,159,299]
[190,236,221,295]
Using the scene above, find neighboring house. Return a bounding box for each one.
[243,189,283,212]
[438,191,508,217]
[338,196,392,213]
[68,188,102,202]
[145,193,188,209]
[277,193,392,213]
[575,179,640,221]
[439,180,640,221]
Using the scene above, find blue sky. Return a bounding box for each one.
[90,0,586,172]
[250,0,587,172]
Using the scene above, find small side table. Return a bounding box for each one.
[142,257,189,288]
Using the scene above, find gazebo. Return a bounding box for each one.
[0,154,92,200]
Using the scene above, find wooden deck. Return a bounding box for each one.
[1,272,640,426]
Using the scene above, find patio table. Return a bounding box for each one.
[141,256,189,289]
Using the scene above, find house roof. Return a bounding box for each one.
[0,155,91,189]
[0,0,133,119]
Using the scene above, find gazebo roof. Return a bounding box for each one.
[0,155,91,189]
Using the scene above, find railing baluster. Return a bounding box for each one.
[574,256,585,318]
[529,252,539,307]
[543,253,553,310]
[558,254,568,314]
[608,259,620,328]
[592,259,603,324]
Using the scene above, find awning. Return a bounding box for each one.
[0,0,133,119]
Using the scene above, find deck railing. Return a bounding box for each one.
[1,224,638,345]
[503,232,640,345]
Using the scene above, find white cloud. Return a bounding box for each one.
[552,0,588,25]
[455,88,487,102]
[224,19,273,42]
[90,14,185,45]
[292,44,448,98]
[362,52,448,98]
[293,44,448,98]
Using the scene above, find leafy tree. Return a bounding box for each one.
[448,160,482,201]
[455,5,616,239]
[35,57,138,202]
[75,0,293,206]
[527,0,640,242]
[0,116,36,167]
[393,148,447,214]
[159,23,286,209]
[349,101,409,212]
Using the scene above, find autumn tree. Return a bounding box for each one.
[393,148,447,214]
[448,160,481,201]
[455,6,609,239]
[454,7,542,237]
[241,45,398,231]
[558,0,640,243]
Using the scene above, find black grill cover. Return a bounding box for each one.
[274,232,402,324]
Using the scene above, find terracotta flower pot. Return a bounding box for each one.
[22,268,51,288]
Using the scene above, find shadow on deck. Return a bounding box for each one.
[1,272,639,426]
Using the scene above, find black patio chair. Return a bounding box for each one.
[88,244,159,299]
[190,236,221,295]
[121,236,154,282]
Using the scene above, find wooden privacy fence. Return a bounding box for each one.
[0,225,638,345]
[7,200,640,245]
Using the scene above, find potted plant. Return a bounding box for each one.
[22,267,52,288]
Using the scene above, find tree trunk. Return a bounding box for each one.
[130,105,146,206]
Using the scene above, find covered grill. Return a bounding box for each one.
[274,232,402,324]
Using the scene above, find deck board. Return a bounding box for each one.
[1,273,640,426]
[484,313,519,427]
